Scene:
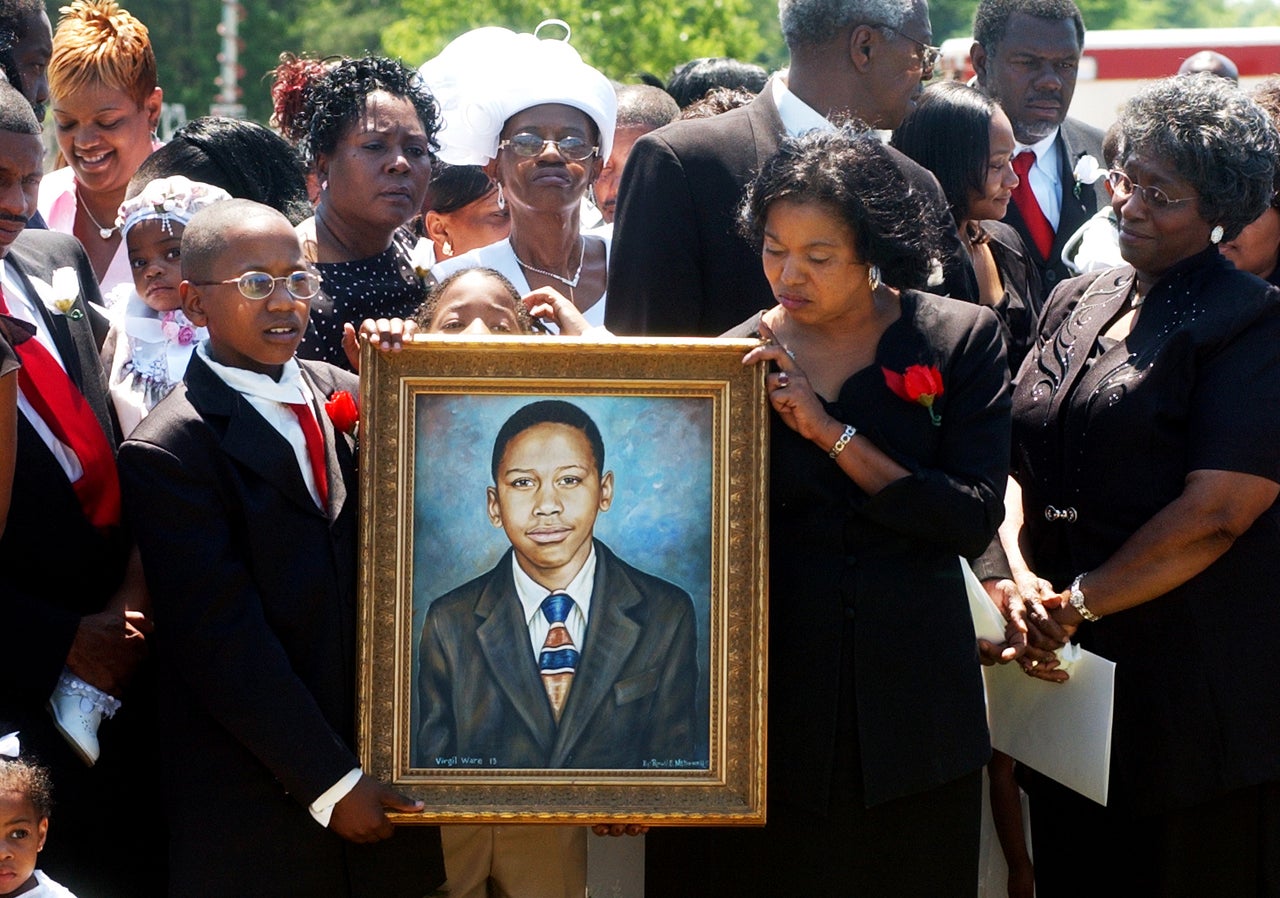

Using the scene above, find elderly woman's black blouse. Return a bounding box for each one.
[1012,247,1280,813]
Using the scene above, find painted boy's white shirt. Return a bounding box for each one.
[513,543,597,661]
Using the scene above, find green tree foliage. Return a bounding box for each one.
[928,0,1140,40]
[52,0,1271,127]
[382,0,769,84]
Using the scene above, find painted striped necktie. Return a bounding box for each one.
[539,592,579,722]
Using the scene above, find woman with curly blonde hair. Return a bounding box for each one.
[38,0,162,294]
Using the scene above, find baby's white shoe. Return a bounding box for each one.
[47,671,120,767]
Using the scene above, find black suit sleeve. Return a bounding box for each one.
[606,132,708,336]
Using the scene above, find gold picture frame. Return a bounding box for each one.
[356,335,768,825]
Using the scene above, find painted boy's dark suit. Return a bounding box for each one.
[0,229,166,898]
[118,352,443,898]
[417,540,701,770]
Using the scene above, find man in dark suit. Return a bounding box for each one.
[971,0,1109,298]
[606,0,977,338]
[416,399,700,770]
[118,200,443,897]
[0,81,164,896]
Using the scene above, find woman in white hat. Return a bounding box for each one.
[423,22,616,330]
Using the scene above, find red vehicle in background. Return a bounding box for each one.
[938,27,1280,130]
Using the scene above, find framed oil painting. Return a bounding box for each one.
[357,336,768,825]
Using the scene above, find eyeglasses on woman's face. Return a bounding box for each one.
[1107,170,1196,211]
[498,132,598,161]
[188,270,323,301]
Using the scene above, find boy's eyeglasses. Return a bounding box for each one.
[498,133,598,161]
[1107,170,1196,210]
[190,270,323,301]
[873,24,941,77]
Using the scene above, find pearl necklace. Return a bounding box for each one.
[77,190,119,240]
[513,236,586,289]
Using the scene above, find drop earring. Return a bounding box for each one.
[868,264,882,290]
[1209,224,1224,244]
[442,240,452,256]
[496,183,505,211]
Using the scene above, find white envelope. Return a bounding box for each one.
[961,558,1116,806]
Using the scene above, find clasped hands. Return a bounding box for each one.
[979,572,1080,683]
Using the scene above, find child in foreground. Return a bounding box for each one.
[117,199,443,896]
[0,734,78,898]
[343,266,600,369]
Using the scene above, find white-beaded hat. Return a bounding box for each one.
[419,21,617,166]
[117,176,235,238]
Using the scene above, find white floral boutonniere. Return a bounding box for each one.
[1072,154,1105,199]
[408,238,435,280]
[30,267,83,320]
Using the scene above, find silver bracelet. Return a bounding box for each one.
[828,424,856,459]
[1068,573,1101,622]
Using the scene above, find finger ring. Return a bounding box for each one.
[777,372,790,387]
[1029,660,1039,668]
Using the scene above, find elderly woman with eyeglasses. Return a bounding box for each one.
[985,73,1280,898]
[421,24,614,331]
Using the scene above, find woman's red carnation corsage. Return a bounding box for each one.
[882,364,944,426]
[324,390,359,438]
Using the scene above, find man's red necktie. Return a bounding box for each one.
[1012,151,1055,260]
[0,284,120,529]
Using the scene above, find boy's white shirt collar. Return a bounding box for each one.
[196,341,310,405]
[514,542,597,622]
[513,542,596,663]
[195,343,327,508]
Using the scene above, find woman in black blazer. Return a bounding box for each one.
[646,125,1011,898]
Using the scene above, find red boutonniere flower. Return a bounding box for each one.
[324,390,359,438]
[882,364,944,426]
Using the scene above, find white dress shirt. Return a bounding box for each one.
[512,543,597,662]
[2,258,83,482]
[196,343,326,508]
[1014,128,1064,230]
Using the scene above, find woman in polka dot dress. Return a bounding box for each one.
[293,55,440,369]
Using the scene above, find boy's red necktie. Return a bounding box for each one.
[287,402,329,510]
